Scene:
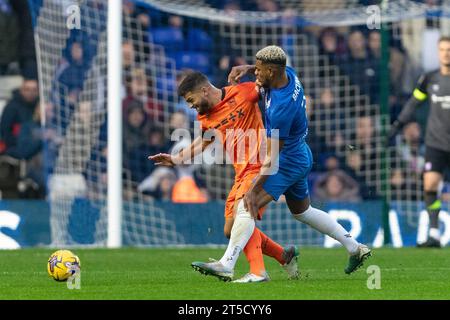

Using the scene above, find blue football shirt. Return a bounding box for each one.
[264,66,308,161]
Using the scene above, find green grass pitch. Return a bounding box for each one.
[1,247,449,300]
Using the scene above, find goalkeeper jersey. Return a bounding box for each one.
[400,70,450,152]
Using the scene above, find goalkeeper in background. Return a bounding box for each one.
[389,36,450,248]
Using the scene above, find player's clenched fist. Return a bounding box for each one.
[228,64,255,85]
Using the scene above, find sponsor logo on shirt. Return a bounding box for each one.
[430,94,450,109]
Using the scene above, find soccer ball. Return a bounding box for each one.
[47,250,81,281]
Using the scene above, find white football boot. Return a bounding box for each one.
[232,271,270,283]
[191,258,234,282]
[281,246,300,280]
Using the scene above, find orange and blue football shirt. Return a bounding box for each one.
[198,82,265,182]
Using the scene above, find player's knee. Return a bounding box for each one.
[236,200,251,218]
[287,197,310,215]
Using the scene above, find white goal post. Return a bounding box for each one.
[107,0,123,248]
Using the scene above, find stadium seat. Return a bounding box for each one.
[155,75,177,99]
[172,51,211,74]
[186,28,213,52]
[150,27,184,52]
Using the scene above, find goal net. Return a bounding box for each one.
[29,0,450,247]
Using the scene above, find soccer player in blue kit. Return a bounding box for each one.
[228,46,371,275]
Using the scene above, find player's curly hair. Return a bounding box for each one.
[177,71,209,97]
[255,45,287,66]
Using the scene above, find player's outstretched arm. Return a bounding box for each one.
[148,153,175,167]
[228,64,256,85]
[389,74,427,141]
[388,95,423,141]
[148,136,213,166]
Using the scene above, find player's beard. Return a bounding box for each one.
[196,98,211,115]
[257,76,270,89]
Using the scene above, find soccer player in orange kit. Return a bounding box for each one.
[149,71,298,282]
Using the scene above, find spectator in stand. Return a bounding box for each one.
[6,102,45,197]
[123,0,151,63]
[322,154,341,172]
[123,100,150,182]
[256,0,279,12]
[315,87,346,156]
[354,115,380,197]
[169,137,209,203]
[0,0,38,77]
[154,110,210,203]
[123,68,162,122]
[127,126,172,184]
[137,166,177,200]
[367,30,381,59]
[7,0,37,79]
[158,173,176,201]
[305,94,332,170]
[316,87,344,131]
[344,149,376,200]
[367,30,381,102]
[6,102,42,160]
[123,0,151,30]
[0,0,19,75]
[40,102,64,176]
[169,110,190,133]
[122,40,136,81]
[389,161,420,202]
[168,14,183,29]
[279,8,298,66]
[214,55,232,89]
[385,39,415,122]
[0,78,39,153]
[354,115,376,153]
[10,0,37,78]
[345,150,362,176]
[57,42,88,92]
[390,166,407,200]
[123,100,150,153]
[223,0,242,13]
[340,29,379,104]
[397,122,425,174]
[318,27,346,65]
[313,169,361,203]
[213,55,248,89]
[146,127,172,161]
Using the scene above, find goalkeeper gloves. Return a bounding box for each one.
[387,120,403,145]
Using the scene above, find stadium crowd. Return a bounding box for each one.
[0,0,449,203]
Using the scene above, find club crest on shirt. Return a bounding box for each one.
[432,84,439,92]
[265,97,271,109]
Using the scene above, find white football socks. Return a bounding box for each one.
[219,200,255,270]
[429,228,441,240]
[293,206,360,255]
